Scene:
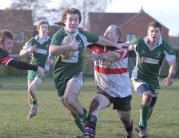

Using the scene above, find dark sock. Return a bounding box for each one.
[85,125,95,137]
[139,105,150,127]
[32,100,37,105]
[78,108,87,124]
[74,119,85,133]
[125,119,133,136]
[84,115,97,138]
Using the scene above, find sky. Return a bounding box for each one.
[1,0,179,36]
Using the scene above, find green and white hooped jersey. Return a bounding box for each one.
[22,35,51,69]
[129,36,176,93]
[51,28,99,81]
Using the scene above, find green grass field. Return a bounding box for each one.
[0,76,179,138]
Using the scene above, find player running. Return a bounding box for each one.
[129,21,176,138]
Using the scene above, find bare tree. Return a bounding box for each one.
[54,0,111,30]
[8,0,53,24]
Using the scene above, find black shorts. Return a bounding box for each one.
[96,89,132,112]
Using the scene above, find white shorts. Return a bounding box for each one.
[68,71,83,86]
[132,80,148,96]
[132,80,158,97]
[59,72,84,100]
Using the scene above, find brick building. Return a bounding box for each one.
[88,8,169,42]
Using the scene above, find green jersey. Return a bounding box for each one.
[23,35,51,68]
[130,36,176,93]
[51,28,99,81]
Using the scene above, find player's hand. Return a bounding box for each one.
[47,59,53,65]
[70,38,78,51]
[37,66,45,79]
[116,43,130,49]
[87,53,99,61]
[28,45,38,52]
[164,77,173,86]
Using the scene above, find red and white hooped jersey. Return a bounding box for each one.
[90,44,132,98]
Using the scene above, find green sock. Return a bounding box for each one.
[78,108,87,124]
[74,119,85,133]
[32,100,37,105]
[139,105,150,127]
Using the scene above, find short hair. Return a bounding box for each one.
[55,8,82,27]
[110,25,121,40]
[36,20,50,31]
[148,21,162,31]
[115,26,121,40]
[0,30,13,44]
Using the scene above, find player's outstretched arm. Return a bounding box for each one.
[7,60,45,79]
[96,36,130,48]
[87,52,119,61]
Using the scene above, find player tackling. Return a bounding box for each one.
[75,25,133,138]
[49,8,130,134]
[0,30,45,83]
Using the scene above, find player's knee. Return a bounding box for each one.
[142,92,153,105]
[120,112,131,125]
[28,86,34,93]
[63,96,74,106]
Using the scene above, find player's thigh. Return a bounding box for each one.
[64,72,83,98]
[132,80,152,96]
[29,77,42,90]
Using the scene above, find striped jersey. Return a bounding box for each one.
[89,44,132,98]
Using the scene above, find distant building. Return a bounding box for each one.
[0,10,33,54]
[88,7,169,42]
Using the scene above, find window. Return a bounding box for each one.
[13,31,24,43]
[126,34,136,41]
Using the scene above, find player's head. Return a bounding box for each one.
[37,20,50,36]
[147,21,162,43]
[0,30,13,53]
[55,8,82,34]
[104,25,121,42]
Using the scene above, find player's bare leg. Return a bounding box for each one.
[61,98,85,133]
[75,94,110,138]
[118,111,133,138]
[26,77,42,119]
[28,80,33,107]
[63,77,87,132]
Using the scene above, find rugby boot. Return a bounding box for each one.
[75,134,94,138]
[135,125,148,138]
[26,104,38,119]
[125,132,134,138]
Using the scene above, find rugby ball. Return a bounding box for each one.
[61,35,75,59]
